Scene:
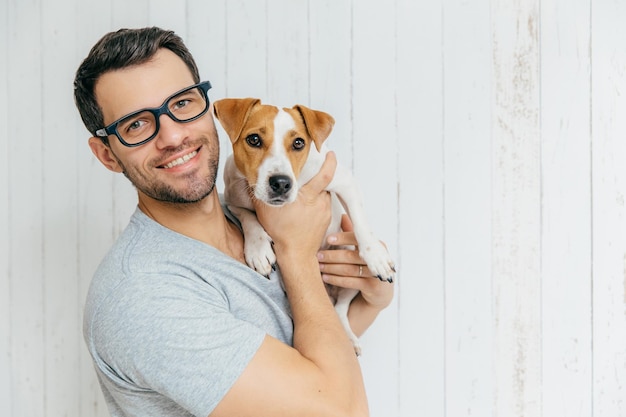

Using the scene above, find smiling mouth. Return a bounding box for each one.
[160,149,199,169]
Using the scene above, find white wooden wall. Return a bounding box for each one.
[1,0,625,416]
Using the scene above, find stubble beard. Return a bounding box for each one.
[116,138,220,204]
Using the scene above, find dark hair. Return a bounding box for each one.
[73,27,200,140]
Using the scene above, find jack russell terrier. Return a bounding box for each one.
[213,98,396,355]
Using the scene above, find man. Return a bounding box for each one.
[74,27,393,417]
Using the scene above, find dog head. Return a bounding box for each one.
[213,98,334,205]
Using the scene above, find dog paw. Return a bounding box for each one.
[360,239,396,283]
[244,230,277,277]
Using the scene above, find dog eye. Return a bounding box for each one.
[292,138,306,150]
[246,134,262,148]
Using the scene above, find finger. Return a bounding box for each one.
[302,151,337,195]
[317,248,363,265]
[326,215,356,246]
[326,231,357,247]
[320,262,371,278]
[321,273,370,291]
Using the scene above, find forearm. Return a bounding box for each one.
[279,250,360,365]
[347,292,386,337]
[275,248,368,411]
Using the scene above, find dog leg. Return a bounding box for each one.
[227,205,276,277]
[333,287,362,356]
[224,156,276,277]
[327,165,396,282]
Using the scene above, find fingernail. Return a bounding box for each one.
[317,252,324,260]
[327,235,337,244]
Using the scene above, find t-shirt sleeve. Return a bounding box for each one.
[90,273,266,417]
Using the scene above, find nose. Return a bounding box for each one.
[154,114,188,149]
[269,175,292,195]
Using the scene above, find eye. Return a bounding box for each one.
[127,119,147,131]
[292,138,306,150]
[246,134,262,148]
[172,99,191,110]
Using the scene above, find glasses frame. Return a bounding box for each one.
[95,80,212,148]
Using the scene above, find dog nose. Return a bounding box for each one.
[269,175,292,195]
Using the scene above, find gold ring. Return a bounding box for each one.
[359,265,363,277]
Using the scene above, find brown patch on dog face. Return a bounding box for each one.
[281,107,315,178]
[230,104,280,186]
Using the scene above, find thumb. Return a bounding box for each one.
[302,151,337,195]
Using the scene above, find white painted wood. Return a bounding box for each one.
[223,0,268,99]
[443,1,493,415]
[4,1,626,416]
[0,2,11,416]
[41,2,82,415]
[148,0,188,40]
[351,2,399,417]
[592,1,626,416]
[7,1,45,416]
[266,0,309,105]
[491,1,542,417]
[540,1,593,417]
[396,1,445,415]
[187,0,227,96]
[308,0,353,166]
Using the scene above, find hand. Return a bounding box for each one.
[317,215,394,311]
[253,152,337,259]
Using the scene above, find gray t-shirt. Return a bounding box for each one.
[83,207,293,417]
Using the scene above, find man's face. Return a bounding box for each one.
[92,49,219,204]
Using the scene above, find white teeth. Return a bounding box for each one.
[163,150,197,168]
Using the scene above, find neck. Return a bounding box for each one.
[137,190,245,263]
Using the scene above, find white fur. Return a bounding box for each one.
[253,110,299,203]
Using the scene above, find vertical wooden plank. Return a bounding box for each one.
[396,0,445,416]
[73,1,114,415]
[188,0,227,98]
[540,1,593,416]
[266,0,309,105]
[352,1,399,416]
[223,0,268,99]
[491,1,542,416]
[592,1,626,416]
[110,0,150,28]
[148,0,188,38]
[41,0,81,415]
[442,1,493,415]
[7,0,45,416]
[308,0,352,165]
[0,1,12,415]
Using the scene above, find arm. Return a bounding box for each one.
[317,215,395,337]
[211,152,369,417]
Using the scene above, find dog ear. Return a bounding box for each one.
[213,98,261,143]
[293,105,335,151]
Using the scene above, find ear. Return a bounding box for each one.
[88,137,124,173]
[293,105,335,151]
[212,98,261,143]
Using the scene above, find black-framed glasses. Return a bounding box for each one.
[95,81,212,147]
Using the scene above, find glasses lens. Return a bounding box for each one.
[117,110,157,145]
[168,86,209,122]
